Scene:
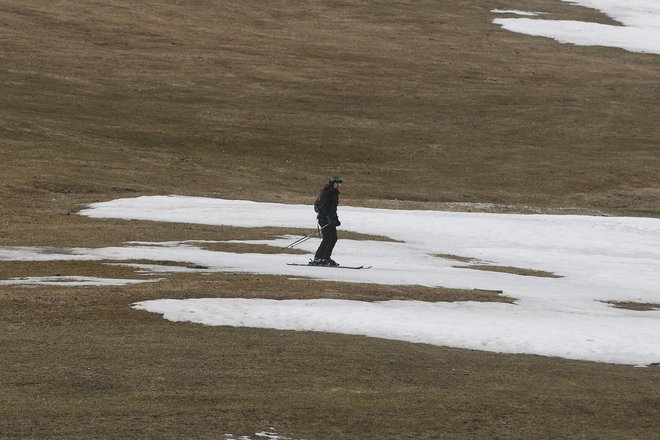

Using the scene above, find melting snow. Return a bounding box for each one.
[4,195,656,365]
[493,0,660,55]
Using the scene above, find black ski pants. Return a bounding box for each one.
[315,224,337,261]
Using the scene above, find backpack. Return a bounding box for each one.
[313,193,323,213]
[314,186,328,213]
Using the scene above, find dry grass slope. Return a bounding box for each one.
[1,1,659,439]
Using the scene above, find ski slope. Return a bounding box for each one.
[3,195,658,366]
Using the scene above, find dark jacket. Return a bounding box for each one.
[317,183,340,225]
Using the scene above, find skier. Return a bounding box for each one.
[312,176,343,266]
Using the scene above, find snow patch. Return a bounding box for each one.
[133,298,660,366]
[3,194,660,365]
[224,429,300,440]
[492,9,543,17]
[493,0,660,55]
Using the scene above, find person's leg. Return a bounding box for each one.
[323,226,338,261]
[314,225,332,261]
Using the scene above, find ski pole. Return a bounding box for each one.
[285,234,314,249]
[284,223,330,249]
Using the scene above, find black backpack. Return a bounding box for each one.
[314,186,329,213]
[313,192,323,213]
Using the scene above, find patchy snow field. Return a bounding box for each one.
[493,0,660,55]
[3,195,658,366]
[3,2,660,368]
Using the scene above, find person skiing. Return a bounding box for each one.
[312,175,342,266]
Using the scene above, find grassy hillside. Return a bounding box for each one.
[2,0,659,216]
[1,1,659,439]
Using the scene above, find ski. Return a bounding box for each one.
[287,263,371,270]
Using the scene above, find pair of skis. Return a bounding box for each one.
[287,262,371,270]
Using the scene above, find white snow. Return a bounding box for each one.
[224,430,295,440]
[132,298,660,366]
[492,9,543,17]
[5,194,658,365]
[493,0,660,55]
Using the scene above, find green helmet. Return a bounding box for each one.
[330,175,343,183]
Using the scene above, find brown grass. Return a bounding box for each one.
[433,253,479,263]
[1,0,659,217]
[606,301,660,312]
[455,264,562,278]
[1,0,659,438]
[1,275,658,439]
